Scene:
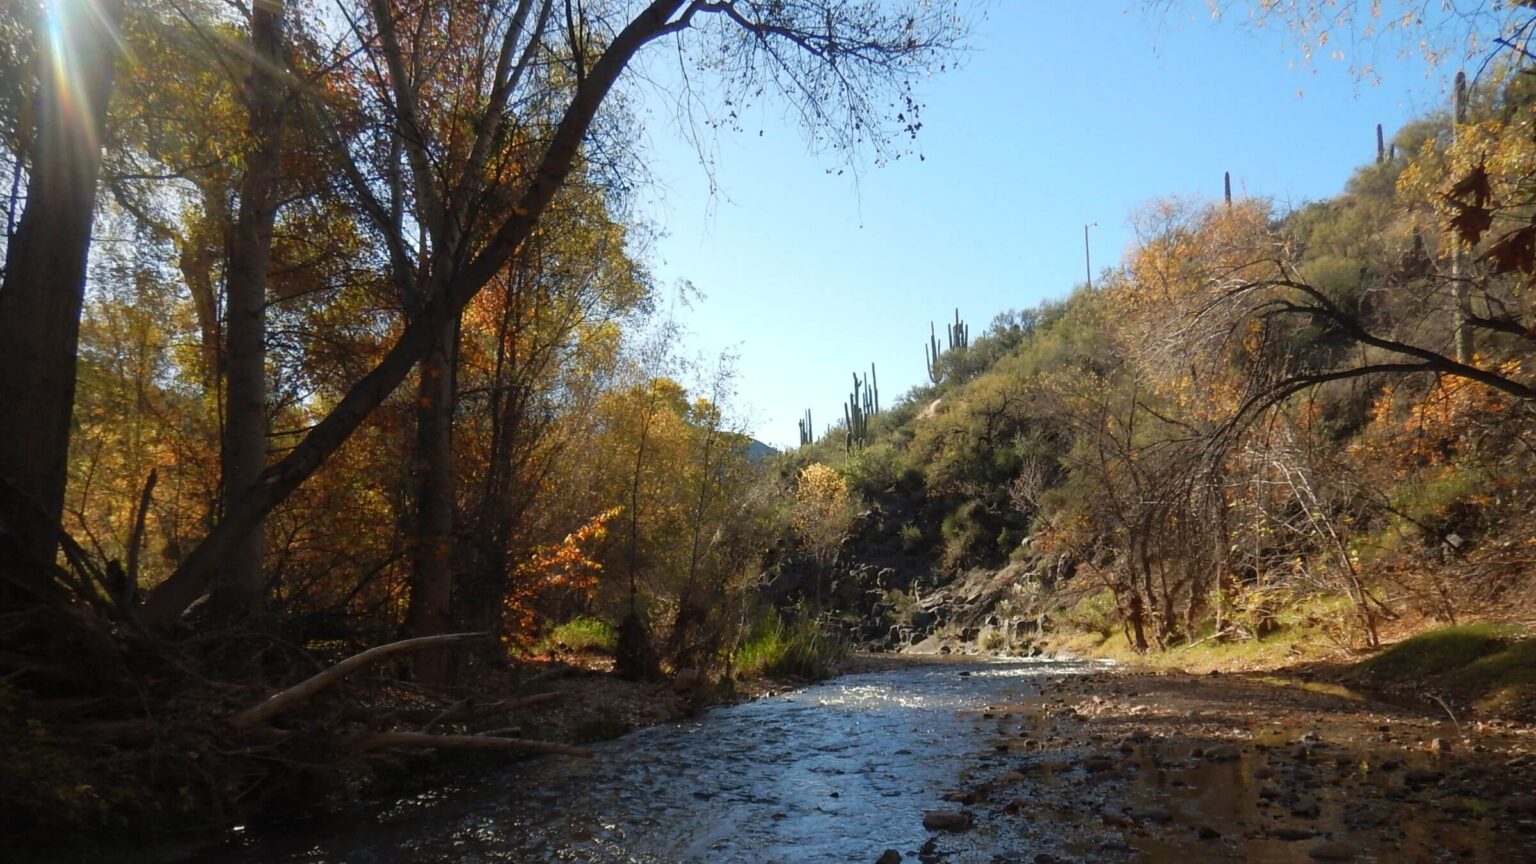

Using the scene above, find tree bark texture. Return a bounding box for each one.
[0,0,126,561]
[212,0,288,619]
[405,316,460,681]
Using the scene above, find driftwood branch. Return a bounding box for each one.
[394,691,561,727]
[359,731,593,758]
[229,632,488,730]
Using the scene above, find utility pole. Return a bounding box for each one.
[1084,222,1097,290]
[1451,71,1473,364]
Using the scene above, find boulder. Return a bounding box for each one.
[922,810,973,831]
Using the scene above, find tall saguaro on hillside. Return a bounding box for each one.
[0,0,127,561]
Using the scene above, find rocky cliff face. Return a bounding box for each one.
[755,480,1083,655]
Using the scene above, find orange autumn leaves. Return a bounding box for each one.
[501,506,621,647]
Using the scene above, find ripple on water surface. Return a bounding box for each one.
[200,658,1100,864]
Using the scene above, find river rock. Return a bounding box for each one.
[1130,806,1173,825]
[671,668,701,693]
[1204,743,1241,761]
[1307,840,1361,860]
[922,809,973,831]
[1505,794,1536,815]
[1082,754,1116,774]
[1291,797,1321,818]
[1101,811,1132,828]
[876,850,902,864]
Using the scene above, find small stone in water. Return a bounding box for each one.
[876,850,902,864]
[1308,840,1361,860]
[1204,744,1241,761]
[1291,797,1321,818]
[922,810,973,831]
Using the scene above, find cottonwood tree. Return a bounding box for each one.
[791,461,855,608]
[139,0,966,630]
[0,0,127,564]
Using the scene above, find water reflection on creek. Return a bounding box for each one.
[213,658,1099,863]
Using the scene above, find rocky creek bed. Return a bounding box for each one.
[164,657,1536,864]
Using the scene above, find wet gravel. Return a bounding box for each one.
[182,658,1536,864]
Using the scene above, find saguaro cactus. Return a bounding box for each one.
[797,409,813,447]
[926,322,943,384]
[948,308,969,351]
[1224,171,1231,206]
[925,312,969,384]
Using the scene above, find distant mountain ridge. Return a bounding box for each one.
[744,439,777,462]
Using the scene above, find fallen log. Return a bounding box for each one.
[229,632,488,730]
[394,691,561,727]
[358,731,593,758]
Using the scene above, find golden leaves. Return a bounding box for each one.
[1444,163,1493,245]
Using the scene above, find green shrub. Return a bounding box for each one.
[844,442,901,495]
[1058,589,1118,637]
[996,526,1027,557]
[735,611,848,679]
[882,588,916,622]
[940,500,989,568]
[898,522,923,552]
[540,616,618,653]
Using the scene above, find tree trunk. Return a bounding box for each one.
[211,0,287,620]
[405,316,460,682]
[138,0,689,629]
[1127,590,1149,654]
[0,0,125,562]
[176,193,227,390]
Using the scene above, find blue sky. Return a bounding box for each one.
[629,2,1459,448]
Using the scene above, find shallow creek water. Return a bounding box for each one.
[188,658,1517,864]
[200,658,1101,863]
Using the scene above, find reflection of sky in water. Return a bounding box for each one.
[191,658,1098,864]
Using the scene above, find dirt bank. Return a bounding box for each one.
[931,665,1536,863]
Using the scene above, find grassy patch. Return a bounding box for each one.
[1457,639,1536,716]
[1043,594,1342,673]
[1351,623,1522,681]
[1347,623,1536,719]
[538,616,618,654]
[735,613,848,680]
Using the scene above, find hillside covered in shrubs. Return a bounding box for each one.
[774,72,1536,697]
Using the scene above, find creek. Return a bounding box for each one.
[181,656,1508,863]
[190,658,1104,863]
